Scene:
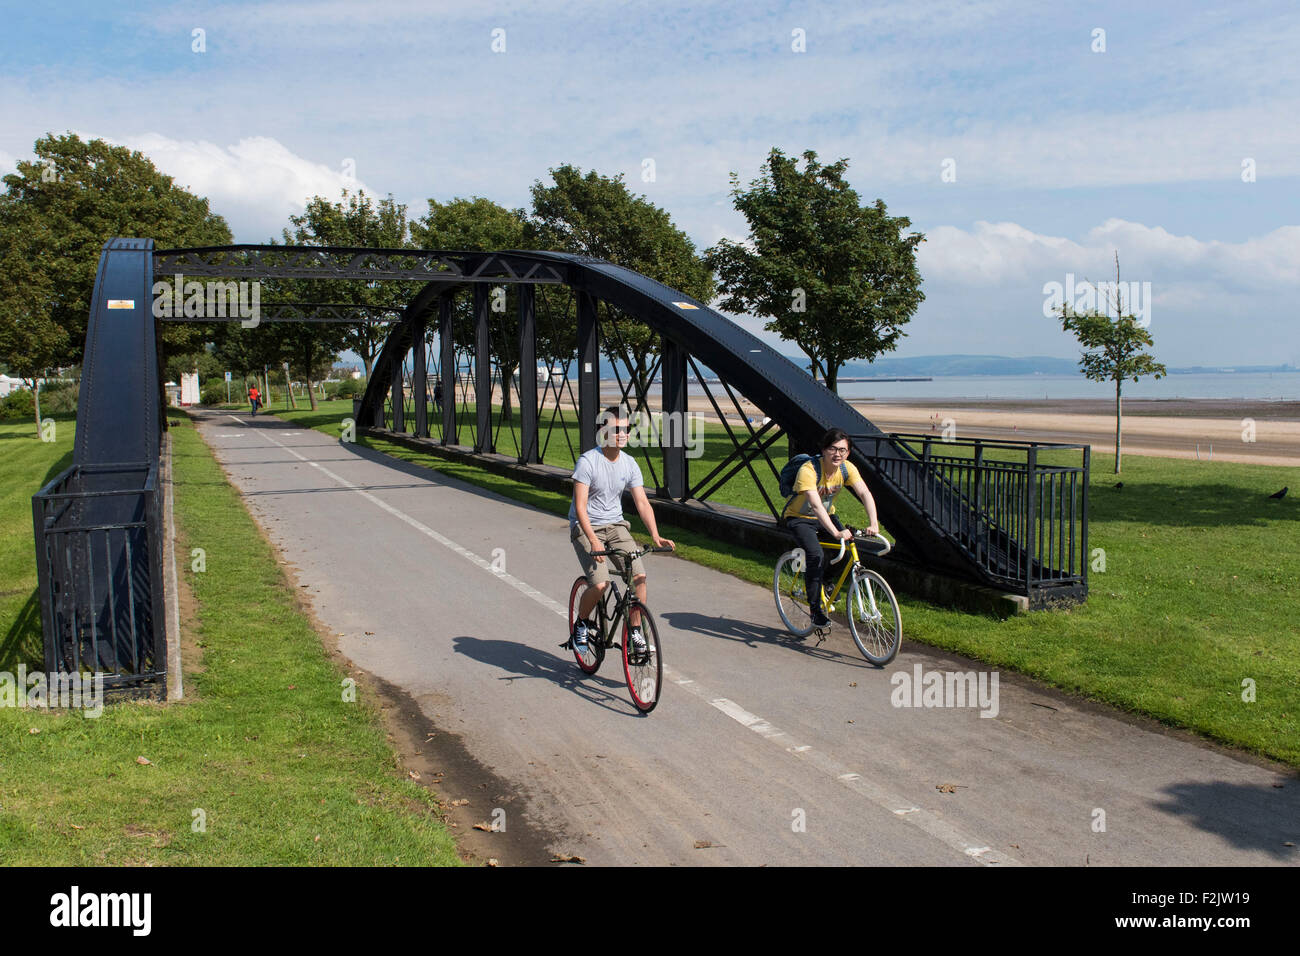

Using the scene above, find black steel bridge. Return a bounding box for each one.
[31,238,1090,696]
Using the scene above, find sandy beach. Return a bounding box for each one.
[845,400,1300,467]
[446,384,1300,467]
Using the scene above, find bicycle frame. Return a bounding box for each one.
[807,536,885,620]
[589,556,645,646]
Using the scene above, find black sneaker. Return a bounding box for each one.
[810,609,832,628]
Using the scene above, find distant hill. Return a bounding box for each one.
[832,355,1080,377]
[580,354,1297,382]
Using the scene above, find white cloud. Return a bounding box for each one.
[921,218,1300,291]
[907,217,1299,365]
[0,149,16,176]
[94,133,373,241]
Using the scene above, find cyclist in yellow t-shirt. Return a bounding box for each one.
[781,427,880,628]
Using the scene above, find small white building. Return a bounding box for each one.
[0,374,27,398]
[180,372,199,406]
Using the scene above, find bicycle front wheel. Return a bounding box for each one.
[774,550,815,637]
[568,576,604,674]
[623,606,663,713]
[847,568,902,665]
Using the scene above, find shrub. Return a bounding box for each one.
[335,377,364,399]
[0,387,35,421]
[40,380,78,414]
[200,381,228,406]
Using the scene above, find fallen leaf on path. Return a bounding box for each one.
[136,756,151,766]
[71,824,84,830]
[936,783,967,793]
[694,840,726,849]
[487,859,498,867]
[472,822,493,831]
[450,799,469,807]
[28,728,39,735]
[550,854,585,864]
[408,771,420,780]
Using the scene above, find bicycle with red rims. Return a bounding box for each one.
[562,544,673,713]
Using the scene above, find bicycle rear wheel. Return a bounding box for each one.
[847,568,902,665]
[568,577,605,674]
[773,550,815,637]
[623,605,663,713]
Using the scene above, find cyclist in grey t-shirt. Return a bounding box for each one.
[569,406,674,655]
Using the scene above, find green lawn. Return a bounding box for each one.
[0,412,461,865]
[275,398,1300,768]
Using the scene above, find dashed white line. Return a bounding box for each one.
[221,414,1022,868]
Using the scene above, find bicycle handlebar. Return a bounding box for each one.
[831,528,892,564]
[590,544,674,559]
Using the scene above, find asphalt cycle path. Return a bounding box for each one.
[192,409,1299,866]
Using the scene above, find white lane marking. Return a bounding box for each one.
[230,417,569,617]
[678,692,1022,867]
[221,415,1021,868]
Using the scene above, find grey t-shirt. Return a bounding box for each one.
[569,448,643,531]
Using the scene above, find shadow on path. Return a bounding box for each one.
[1151,778,1300,861]
[452,635,646,717]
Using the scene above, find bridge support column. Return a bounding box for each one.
[412,313,428,438]
[390,347,404,433]
[440,294,456,445]
[661,337,688,499]
[474,285,493,453]
[518,285,539,463]
[578,291,599,452]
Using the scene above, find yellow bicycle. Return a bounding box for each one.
[773,528,902,665]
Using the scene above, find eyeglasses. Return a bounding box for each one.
[827,446,849,456]
[606,425,630,434]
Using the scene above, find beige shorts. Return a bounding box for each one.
[571,521,647,587]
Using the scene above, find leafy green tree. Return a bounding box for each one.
[283,190,418,378]
[413,197,531,423]
[706,148,924,393]
[0,133,231,433]
[260,190,416,410]
[1055,256,1165,474]
[527,165,713,405]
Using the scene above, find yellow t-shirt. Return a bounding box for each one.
[782,459,862,520]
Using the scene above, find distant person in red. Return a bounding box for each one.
[248,384,260,416]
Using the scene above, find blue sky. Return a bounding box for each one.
[2,0,1297,366]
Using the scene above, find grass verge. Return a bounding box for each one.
[0,411,462,865]
[272,399,1300,768]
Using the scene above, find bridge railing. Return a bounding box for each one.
[31,461,167,696]
[854,434,1090,604]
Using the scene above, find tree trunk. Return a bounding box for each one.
[501,362,516,446]
[31,378,42,437]
[825,363,839,395]
[1114,378,1123,474]
[285,363,297,410]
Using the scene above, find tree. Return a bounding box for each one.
[413,197,530,423]
[0,133,231,433]
[1055,254,1165,474]
[706,148,924,393]
[284,190,419,379]
[527,165,713,404]
[260,190,418,411]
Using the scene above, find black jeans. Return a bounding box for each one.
[785,513,845,611]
